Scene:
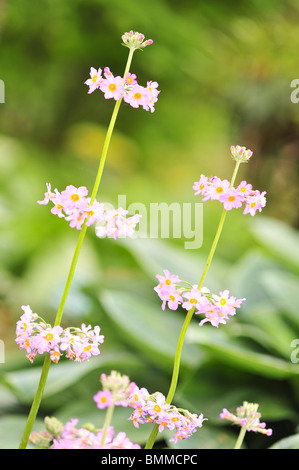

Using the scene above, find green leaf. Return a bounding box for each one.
[269,433,299,449]
[187,327,299,379]
[4,352,140,404]
[120,238,227,292]
[250,217,299,269]
[261,270,299,328]
[100,289,203,370]
[0,415,44,449]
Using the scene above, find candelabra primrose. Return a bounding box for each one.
[15,31,271,451]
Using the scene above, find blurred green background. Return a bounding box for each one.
[1,0,299,449]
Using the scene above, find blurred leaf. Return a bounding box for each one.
[250,217,299,270]
[269,433,299,449]
[229,248,278,314]
[4,352,140,404]
[261,270,299,329]
[100,289,203,370]
[0,415,44,449]
[166,425,237,450]
[187,327,299,379]
[120,238,227,292]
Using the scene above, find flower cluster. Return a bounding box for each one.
[93,371,206,443]
[128,390,206,444]
[193,175,266,215]
[15,305,104,364]
[29,417,140,450]
[85,66,160,113]
[230,145,253,163]
[121,30,153,51]
[93,370,139,410]
[220,401,272,437]
[38,183,141,238]
[154,270,245,328]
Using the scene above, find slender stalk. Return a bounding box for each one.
[234,425,247,449]
[100,402,115,447]
[18,48,135,449]
[144,160,241,449]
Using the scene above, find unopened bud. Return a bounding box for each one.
[230,145,253,163]
[121,31,153,51]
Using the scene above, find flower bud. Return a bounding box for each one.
[230,145,253,163]
[121,31,153,51]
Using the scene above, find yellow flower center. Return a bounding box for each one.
[134,92,142,100]
[101,396,107,403]
[190,298,198,304]
[216,186,223,193]
[228,196,236,202]
[24,338,30,347]
[45,333,54,341]
[165,279,171,286]
[56,204,63,210]
[153,404,161,413]
[240,187,246,192]
[200,183,205,190]
[220,298,226,306]
[92,75,98,82]
[108,83,117,92]
[127,77,132,83]
[251,202,256,208]
[169,295,175,301]
[71,194,79,202]
[84,345,92,352]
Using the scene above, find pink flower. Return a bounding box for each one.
[33,326,63,355]
[203,177,230,202]
[123,84,150,109]
[181,287,202,311]
[93,390,113,409]
[61,185,89,211]
[143,81,160,112]
[193,175,209,196]
[100,75,124,100]
[37,183,55,205]
[219,187,244,211]
[155,270,180,290]
[237,180,252,197]
[145,393,170,418]
[243,190,267,216]
[84,67,103,94]
[125,73,137,86]
[159,289,183,311]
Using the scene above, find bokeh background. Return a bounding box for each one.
[0,0,299,449]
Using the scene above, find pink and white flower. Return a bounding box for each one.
[84,67,103,94]
[100,74,124,100]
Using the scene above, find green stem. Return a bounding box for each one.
[18,48,135,449]
[144,160,241,449]
[100,402,115,447]
[234,425,247,449]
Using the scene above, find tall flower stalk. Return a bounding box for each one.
[18,31,156,450]
[146,147,266,449]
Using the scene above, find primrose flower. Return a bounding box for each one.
[95,208,142,240]
[220,401,272,437]
[15,307,104,364]
[123,84,150,109]
[219,187,244,211]
[125,72,137,86]
[100,74,125,100]
[128,389,206,443]
[202,176,230,202]
[154,271,245,327]
[84,67,103,94]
